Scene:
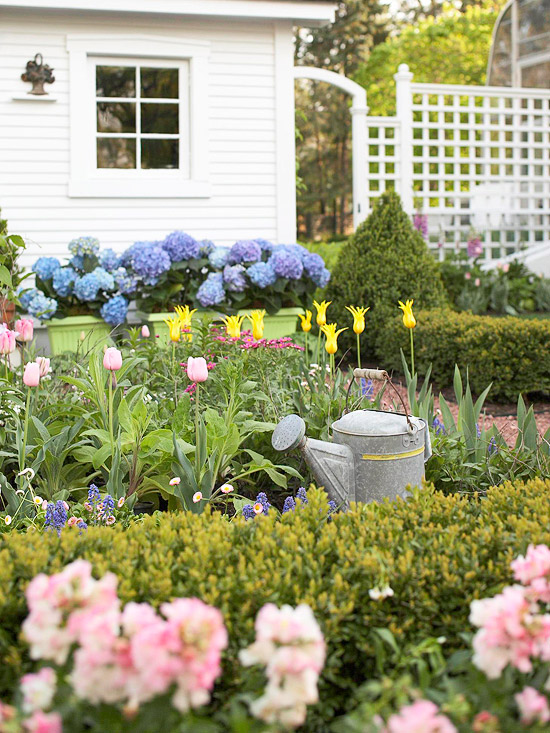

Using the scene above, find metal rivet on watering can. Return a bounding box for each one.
[272,368,431,508]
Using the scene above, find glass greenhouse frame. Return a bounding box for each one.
[488,0,550,88]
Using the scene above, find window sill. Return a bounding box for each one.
[68,178,211,198]
[12,94,58,102]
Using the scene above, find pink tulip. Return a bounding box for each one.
[187,356,208,383]
[103,347,122,371]
[36,357,51,378]
[465,272,471,281]
[23,362,40,387]
[475,278,481,287]
[141,325,150,338]
[502,263,510,273]
[0,327,17,355]
[15,318,34,342]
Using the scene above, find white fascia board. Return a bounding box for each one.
[0,1,337,25]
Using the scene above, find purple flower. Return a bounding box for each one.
[100,295,128,325]
[130,242,171,285]
[488,437,499,455]
[413,212,428,240]
[268,246,303,280]
[228,240,262,265]
[162,231,200,262]
[100,248,120,272]
[312,267,331,288]
[197,272,226,307]
[247,261,277,289]
[432,416,446,436]
[44,501,67,536]
[223,264,247,293]
[88,484,101,506]
[254,238,275,253]
[467,236,483,259]
[303,252,325,280]
[282,496,296,513]
[297,486,308,504]
[361,378,374,400]
[256,492,271,515]
[242,504,255,521]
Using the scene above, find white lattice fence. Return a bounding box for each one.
[364,66,550,261]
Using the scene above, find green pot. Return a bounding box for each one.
[47,315,112,355]
[237,307,302,340]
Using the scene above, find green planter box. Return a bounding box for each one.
[147,307,302,342]
[47,315,112,355]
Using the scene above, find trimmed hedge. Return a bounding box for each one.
[377,308,550,401]
[2,482,550,727]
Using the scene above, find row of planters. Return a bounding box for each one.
[16,234,330,353]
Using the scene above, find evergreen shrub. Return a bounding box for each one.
[2,480,550,727]
[378,308,550,401]
[326,192,446,356]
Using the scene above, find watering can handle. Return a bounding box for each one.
[346,368,414,433]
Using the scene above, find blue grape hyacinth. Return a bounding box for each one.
[44,500,67,537]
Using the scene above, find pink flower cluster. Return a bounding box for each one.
[214,330,304,352]
[239,603,325,729]
[383,699,456,733]
[22,560,227,716]
[515,686,550,725]
[470,545,550,679]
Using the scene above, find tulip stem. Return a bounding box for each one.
[304,332,308,365]
[20,388,31,473]
[410,329,415,376]
[356,333,361,370]
[316,329,321,365]
[171,341,176,374]
[330,353,335,382]
[194,382,200,448]
[108,373,115,460]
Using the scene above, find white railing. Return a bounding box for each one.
[365,64,550,261]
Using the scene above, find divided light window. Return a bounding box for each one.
[95,63,186,170]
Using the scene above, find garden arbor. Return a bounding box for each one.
[293,66,369,229]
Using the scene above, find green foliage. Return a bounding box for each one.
[355,2,502,117]
[2,480,550,727]
[326,192,446,356]
[377,308,550,401]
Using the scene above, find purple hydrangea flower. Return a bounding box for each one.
[197,272,226,307]
[92,267,115,291]
[223,264,247,293]
[303,252,325,279]
[254,238,275,253]
[162,231,200,262]
[100,248,120,272]
[52,267,77,297]
[44,500,67,536]
[32,257,61,281]
[268,246,303,280]
[100,295,128,325]
[131,243,171,285]
[227,240,262,265]
[467,236,483,259]
[247,261,277,289]
[312,267,331,288]
[208,248,230,269]
[114,267,138,294]
[199,239,215,256]
[74,273,101,302]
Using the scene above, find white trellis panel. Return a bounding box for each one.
[364,66,550,262]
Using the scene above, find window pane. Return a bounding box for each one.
[141,139,179,169]
[141,103,179,134]
[97,102,136,133]
[141,67,179,98]
[96,66,136,98]
[522,60,550,88]
[97,138,136,168]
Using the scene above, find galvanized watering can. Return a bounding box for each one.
[272,368,431,507]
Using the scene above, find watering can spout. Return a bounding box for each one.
[271,414,355,507]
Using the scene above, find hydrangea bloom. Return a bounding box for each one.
[100,295,128,325]
[208,247,230,269]
[32,258,61,281]
[113,267,138,295]
[227,240,262,265]
[131,243,171,285]
[268,246,304,280]
[254,238,275,253]
[162,231,200,262]
[197,272,226,307]
[52,267,77,297]
[26,293,57,320]
[100,248,120,272]
[247,261,277,289]
[312,267,331,288]
[74,273,101,302]
[303,252,325,280]
[19,289,40,311]
[385,700,457,733]
[92,267,115,291]
[69,254,85,271]
[199,239,215,256]
[69,236,100,257]
[223,264,247,293]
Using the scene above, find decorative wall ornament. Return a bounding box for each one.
[21,53,55,95]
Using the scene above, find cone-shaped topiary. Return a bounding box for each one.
[326,191,447,360]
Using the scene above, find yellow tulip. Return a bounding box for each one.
[299,310,313,333]
[164,315,181,343]
[313,299,331,327]
[398,299,416,329]
[345,305,369,335]
[174,305,197,342]
[222,314,245,339]
[320,323,347,355]
[247,309,266,340]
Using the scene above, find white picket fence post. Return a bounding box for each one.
[394,64,414,215]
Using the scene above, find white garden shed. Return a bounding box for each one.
[0,0,335,267]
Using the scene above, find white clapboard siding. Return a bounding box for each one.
[0,9,289,268]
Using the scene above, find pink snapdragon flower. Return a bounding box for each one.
[240,604,325,728]
[385,700,456,733]
[20,668,56,714]
[515,687,550,725]
[15,318,34,342]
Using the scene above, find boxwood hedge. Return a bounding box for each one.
[1,481,550,728]
[376,308,550,401]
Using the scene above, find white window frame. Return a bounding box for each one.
[66,35,211,198]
